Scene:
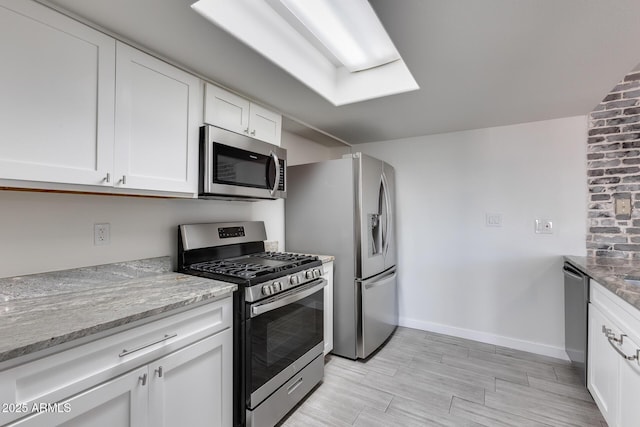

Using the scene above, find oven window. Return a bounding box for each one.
[249,287,323,394]
[214,143,271,189]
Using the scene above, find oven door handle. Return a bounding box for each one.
[251,278,326,318]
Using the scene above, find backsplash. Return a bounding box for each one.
[588,67,640,258]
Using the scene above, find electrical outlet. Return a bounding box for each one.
[535,219,553,234]
[94,223,110,246]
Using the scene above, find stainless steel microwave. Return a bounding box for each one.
[199,125,286,200]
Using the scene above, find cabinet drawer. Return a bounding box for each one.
[0,297,231,425]
[590,280,640,344]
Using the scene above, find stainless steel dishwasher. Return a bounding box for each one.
[563,261,589,385]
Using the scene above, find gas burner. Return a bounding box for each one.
[189,252,319,281]
[190,260,273,279]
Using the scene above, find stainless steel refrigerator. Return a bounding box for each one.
[285,153,398,359]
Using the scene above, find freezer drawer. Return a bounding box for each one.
[358,267,398,359]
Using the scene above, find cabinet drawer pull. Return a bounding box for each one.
[156,366,163,378]
[604,329,640,361]
[602,325,623,343]
[103,173,111,183]
[139,373,147,386]
[119,333,177,358]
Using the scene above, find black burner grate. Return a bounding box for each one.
[189,252,318,280]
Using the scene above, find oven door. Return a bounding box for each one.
[246,278,325,409]
[201,125,286,200]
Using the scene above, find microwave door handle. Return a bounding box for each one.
[269,151,280,197]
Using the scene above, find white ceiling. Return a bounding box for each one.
[45,0,640,145]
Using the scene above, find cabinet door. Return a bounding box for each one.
[204,83,250,136]
[0,0,115,186]
[148,329,232,427]
[248,103,282,146]
[114,42,200,195]
[588,303,619,426]
[618,333,640,427]
[8,367,148,427]
[323,261,334,355]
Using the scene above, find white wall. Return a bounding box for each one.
[280,131,334,166]
[358,116,588,358]
[0,191,284,278]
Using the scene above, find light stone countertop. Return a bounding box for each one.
[317,254,335,264]
[0,257,236,364]
[564,255,640,311]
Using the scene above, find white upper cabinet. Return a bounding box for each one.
[0,0,201,197]
[0,0,115,186]
[114,42,200,194]
[249,102,282,145]
[204,83,282,146]
[204,84,250,136]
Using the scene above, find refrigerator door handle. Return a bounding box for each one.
[365,271,397,289]
[357,267,397,285]
[381,173,392,257]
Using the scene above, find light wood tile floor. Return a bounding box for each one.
[278,327,607,427]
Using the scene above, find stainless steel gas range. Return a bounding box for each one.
[178,221,325,427]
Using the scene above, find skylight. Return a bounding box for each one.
[191,0,419,106]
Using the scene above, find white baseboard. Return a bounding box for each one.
[399,317,569,361]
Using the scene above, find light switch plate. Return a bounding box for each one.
[615,198,631,216]
[485,213,502,227]
[535,219,553,234]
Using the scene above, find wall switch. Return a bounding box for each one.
[94,223,110,246]
[535,219,553,234]
[485,213,503,227]
[615,198,631,216]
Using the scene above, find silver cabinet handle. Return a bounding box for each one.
[119,333,177,358]
[251,129,256,136]
[603,325,639,361]
[119,175,127,185]
[103,173,111,183]
[244,128,249,133]
[155,366,164,378]
[139,373,148,386]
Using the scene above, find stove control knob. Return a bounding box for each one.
[305,270,314,279]
[262,285,272,296]
[290,275,299,285]
[273,281,282,291]
[313,269,322,278]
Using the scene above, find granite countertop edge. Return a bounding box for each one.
[0,258,237,365]
[564,255,640,312]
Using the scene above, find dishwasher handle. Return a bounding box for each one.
[563,264,585,281]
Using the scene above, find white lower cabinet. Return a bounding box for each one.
[148,330,232,427]
[8,367,148,427]
[323,261,334,355]
[588,280,640,427]
[2,298,233,427]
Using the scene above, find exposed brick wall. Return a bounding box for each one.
[588,70,640,258]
